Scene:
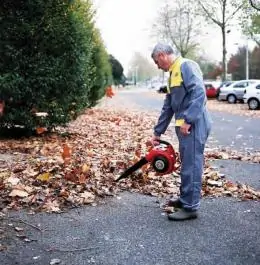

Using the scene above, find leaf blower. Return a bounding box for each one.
[116,140,177,182]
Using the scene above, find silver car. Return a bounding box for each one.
[218,80,260,103]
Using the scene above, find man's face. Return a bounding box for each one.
[153,53,170,71]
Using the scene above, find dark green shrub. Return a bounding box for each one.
[0,0,112,133]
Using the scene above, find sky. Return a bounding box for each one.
[92,0,250,73]
[93,0,161,72]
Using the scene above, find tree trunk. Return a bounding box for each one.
[222,26,227,81]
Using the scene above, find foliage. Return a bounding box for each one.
[128,52,160,82]
[88,28,112,106]
[195,0,246,80]
[241,10,260,46]
[197,57,222,79]
[249,0,260,11]
[0,100,259,213]
[152,0,200,57]
[109,55,125,85]
[0,0,112,133]
[228,46,260,80]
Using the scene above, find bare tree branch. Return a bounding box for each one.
[151,0,200,57]
[226,4,244,22]
[197,1,222,26]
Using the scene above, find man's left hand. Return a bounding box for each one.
[180,122,191,135]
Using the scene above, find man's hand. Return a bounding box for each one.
[180,122,191,136]
[149,135,160,146]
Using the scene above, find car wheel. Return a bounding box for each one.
[248,98,260,110]
[227,94,237,104]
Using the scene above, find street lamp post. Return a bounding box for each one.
[246,38,249,79]
[135,66,138,86]
[234,38,250,80]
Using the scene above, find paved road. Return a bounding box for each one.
[119,89,260,151]
[1,88,259,265]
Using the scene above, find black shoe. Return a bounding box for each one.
[164,198,183,208]
[168,208,198,221]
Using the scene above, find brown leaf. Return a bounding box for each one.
[36,127,47,135]
[12,165,26,173]
[9,189,29,198]
[64,171,78,183]
[61,143,71,162]
[80,191,95,204]
[42,199,61,213]
[0,100,5,116]
[79,174,87,184]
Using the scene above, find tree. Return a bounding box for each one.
[248,14,260,46]
[152,0,200,57]
[226,46,260,80]
[196,57,222,79]
[249,0,260,11]
[89,28,112,106]
[195,0,246,81]
[128,52,160,82]
[250,46,260,78]
[241,8,260,46]
[109,55,125,85]
[0,0,112,133]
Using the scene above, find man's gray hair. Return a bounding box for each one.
[151,43,174,58]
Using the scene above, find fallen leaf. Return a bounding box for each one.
[36,172,50,182]
[50,259,61,265]
[14,227,24,232]
[5,176,20,186]
[0,244,7,251]
[0,100,5,116]
[80,191,95,204]
[79,174,87,184]
[0,171,11,180]
[36,127,47,135]
[105,86,115,98]
[9,189,29,198]
[207,180,223,187]
[82,164,90,173]
[61,143,71,162]
[42,200,61,213]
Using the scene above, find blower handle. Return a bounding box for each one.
[157,139,171,146]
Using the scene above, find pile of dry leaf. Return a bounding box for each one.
[0,106,259,213]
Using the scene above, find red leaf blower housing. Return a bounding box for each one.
[116,140,177,182]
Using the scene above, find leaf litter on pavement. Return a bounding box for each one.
[0,99,259,214]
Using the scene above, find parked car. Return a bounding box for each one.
[204,81,221,98]
[218,80,260,103]
[216,81,233,98]
[204,83,217,98]
[243,83,260,110]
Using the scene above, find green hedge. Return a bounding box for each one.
[0,0,112,132]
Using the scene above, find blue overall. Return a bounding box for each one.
[154,57,212,211]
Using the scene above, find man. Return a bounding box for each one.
[150,43,212,221]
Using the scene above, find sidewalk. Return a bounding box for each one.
[0,91,259,265]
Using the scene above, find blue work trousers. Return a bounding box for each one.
[175,114,211,211]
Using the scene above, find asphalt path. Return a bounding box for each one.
[119,89,260,151]
[1,88,259,265]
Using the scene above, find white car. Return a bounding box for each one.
[218,79,260,103]
[243,83,260,110]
